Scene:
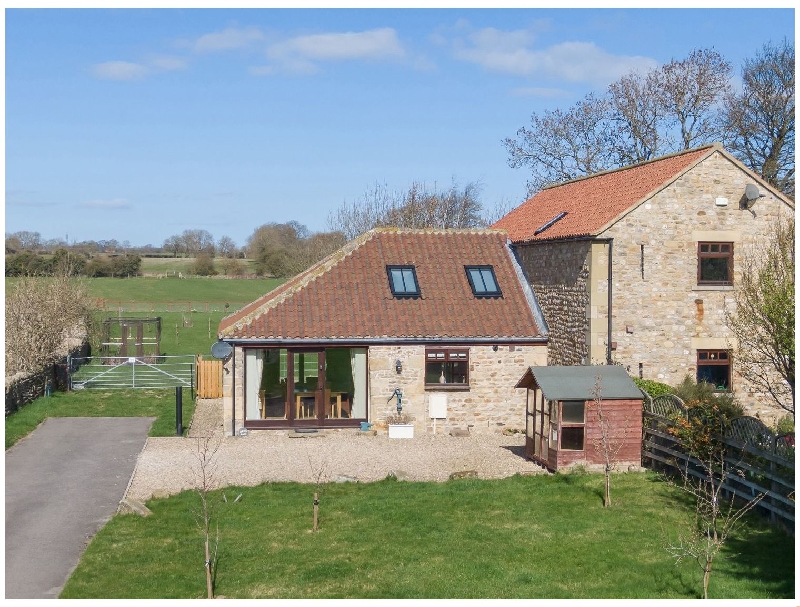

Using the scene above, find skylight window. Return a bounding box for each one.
[465,266,502,297]
[387,265,420,297]
[534,211,568,236]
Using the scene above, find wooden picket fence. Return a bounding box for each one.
[196,355,223,398]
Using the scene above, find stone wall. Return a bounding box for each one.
[514,241,590,366]
[600,151,794,422]
[368,343,547,433]
[222,346,245,436]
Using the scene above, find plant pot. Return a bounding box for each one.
[388,423,414,439]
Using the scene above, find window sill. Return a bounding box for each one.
[693,285,734,292]
[425,384,470,392]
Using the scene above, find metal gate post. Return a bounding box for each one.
[176,386,183,436]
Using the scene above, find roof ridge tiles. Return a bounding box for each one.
[539,143,718,191]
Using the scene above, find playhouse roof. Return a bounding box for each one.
[516,365,643,401]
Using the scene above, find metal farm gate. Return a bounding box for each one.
[68,354,195,395]
[642,393,795,529]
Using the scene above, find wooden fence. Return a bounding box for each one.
[196,355,223,399]
[642,393,794,529]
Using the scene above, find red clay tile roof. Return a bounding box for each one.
[492,145,717,242]
[218,229,547,342]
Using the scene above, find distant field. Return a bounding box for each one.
[85,276,284,305]
[139,257,259,275]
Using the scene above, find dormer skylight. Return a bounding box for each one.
[387,265,420,297]
[465,265,502,297]
[534,211,568,236]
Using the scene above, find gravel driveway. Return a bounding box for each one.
[125,399,548,502]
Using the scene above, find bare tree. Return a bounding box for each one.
[726,216,794,416]
[216,235,238,259]
[657,48,732,150]
[328,179,485,240]
[191,436,222,599]
[722,39,795,197]
[504,48,733,194]
[607,69,666,165]
[305,448,331,533]
[5,273,93,378]
[590,376,627,508]
[8,230,42,250]
[503,93,615,194]
[665,406,764,599]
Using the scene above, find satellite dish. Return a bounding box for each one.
[745,184,761,201]
[211,340,233,360]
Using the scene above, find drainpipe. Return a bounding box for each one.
[605,239,614,365]
[231,347,236,436]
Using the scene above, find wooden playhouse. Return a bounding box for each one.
[516,366,644,472]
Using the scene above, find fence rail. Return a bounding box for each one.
[642,393,794,529]
[68,354,195,394]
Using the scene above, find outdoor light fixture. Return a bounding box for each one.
[395,359,403,374]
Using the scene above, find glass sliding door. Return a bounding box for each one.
[244,346,367,428]
[245,348,289,422]
[323,348,367,420]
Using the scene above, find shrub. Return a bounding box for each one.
[192,254,218,276]
[672,375,744,420]
[632,377,674,398]
[775,414,794,435]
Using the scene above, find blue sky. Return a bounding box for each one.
[5,7,795,249]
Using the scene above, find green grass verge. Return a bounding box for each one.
[5,389,194,449]
[60,473,793,599]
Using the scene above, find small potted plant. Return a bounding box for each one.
[387,387,414,439]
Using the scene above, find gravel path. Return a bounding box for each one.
[125,399,548,502]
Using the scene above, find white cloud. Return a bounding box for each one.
[193,26,265,53]
[449,25,657,86]
[275,28,404,61]
[92,61,149,81]
[150,56,188,71]
[80,198,130,210]
[259,27,406,75]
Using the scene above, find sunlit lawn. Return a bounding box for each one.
[5,389,193,449]
[60,472,794,599]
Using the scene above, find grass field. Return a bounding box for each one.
[5,276,282,449]
[59,472,793,599]
[138,257,259,275]
[85,276,283,306]
[5,389,194,449]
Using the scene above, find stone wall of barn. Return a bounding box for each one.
[368,343,547,434]
[601,151,794,422]
[513,240,591,366]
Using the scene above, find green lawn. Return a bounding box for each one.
[85,276,283,306]
[59,472,793,599]
[5,389,193,449]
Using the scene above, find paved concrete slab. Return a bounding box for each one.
[5,417,154,599]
